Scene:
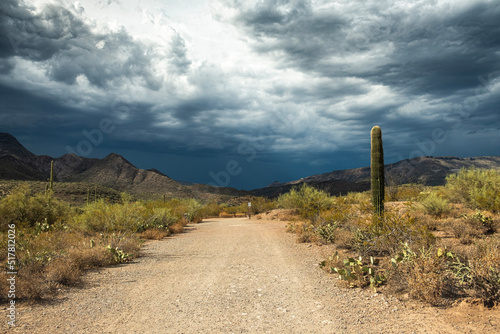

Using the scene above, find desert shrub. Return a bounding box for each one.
[419,191,451,217]
[140,228,170,240]
[72,200,180,233]
[292,222,316,243]
[198,201,223,217]
[391,245,450,305]
[387,184,424,202]
[353,212,435,256]
[343,192,372,214]
[444,168,500,212]
[277,184,333,220]
[248,197,277,215]
[150,198,204,223]
[0,185,71,231]
[136,208,178,232]
[446,218,479,244]
[468,237,500,306]
[463,210,497,234]
[343,191,370,204]
[446,210,497,244]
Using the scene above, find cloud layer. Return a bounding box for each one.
[0,0,499,189]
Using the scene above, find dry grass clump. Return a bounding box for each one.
[407,250,448,306]
[219,212,234,218]
[467,236,500,306]
[140,229,170,240]
[386,184,424,202]
[168,222,185,234]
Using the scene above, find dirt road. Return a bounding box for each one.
[5,218,499,333]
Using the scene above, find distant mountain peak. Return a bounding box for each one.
[103,153,132,164]
[0,133,36,159]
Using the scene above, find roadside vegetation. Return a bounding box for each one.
[0,184,219,302]
[278,168,500,307]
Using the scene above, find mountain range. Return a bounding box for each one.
[253,155,500,197]
[0,133,248,199]
[1,132,499,199]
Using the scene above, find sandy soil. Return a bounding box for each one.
[3,218,499,333]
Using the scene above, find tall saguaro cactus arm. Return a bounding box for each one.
[370,126,385,215]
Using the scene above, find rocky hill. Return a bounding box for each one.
[0,133,247,199]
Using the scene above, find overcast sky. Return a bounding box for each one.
[1,0,499,189]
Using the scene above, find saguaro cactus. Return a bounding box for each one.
[49,160,54,191]
[370,126,385,215]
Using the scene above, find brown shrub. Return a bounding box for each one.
[141,229,170,240]
[168,222,185,234]
[292,222,316,243]
[219,212,234,218]
[407,252,447,306]
[8,262,45,301]
[445,211,497,244]
[334,228,355,249]
[468,237,500,306]
[45,258,82,286]
[70,247,114,269]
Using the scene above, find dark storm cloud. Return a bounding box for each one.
[222,1,500,155]
[169,31,191,75]
[0,0,173,90]
[228,0,500,96]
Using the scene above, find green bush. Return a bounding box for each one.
[248,197,277,215]
[72,200,178,233]
[444,168,500,212]
[353,212,435,256]
[197,201,223,217]
[419,191,451,217]
[277,184,333,220]
[0,185,71,231]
